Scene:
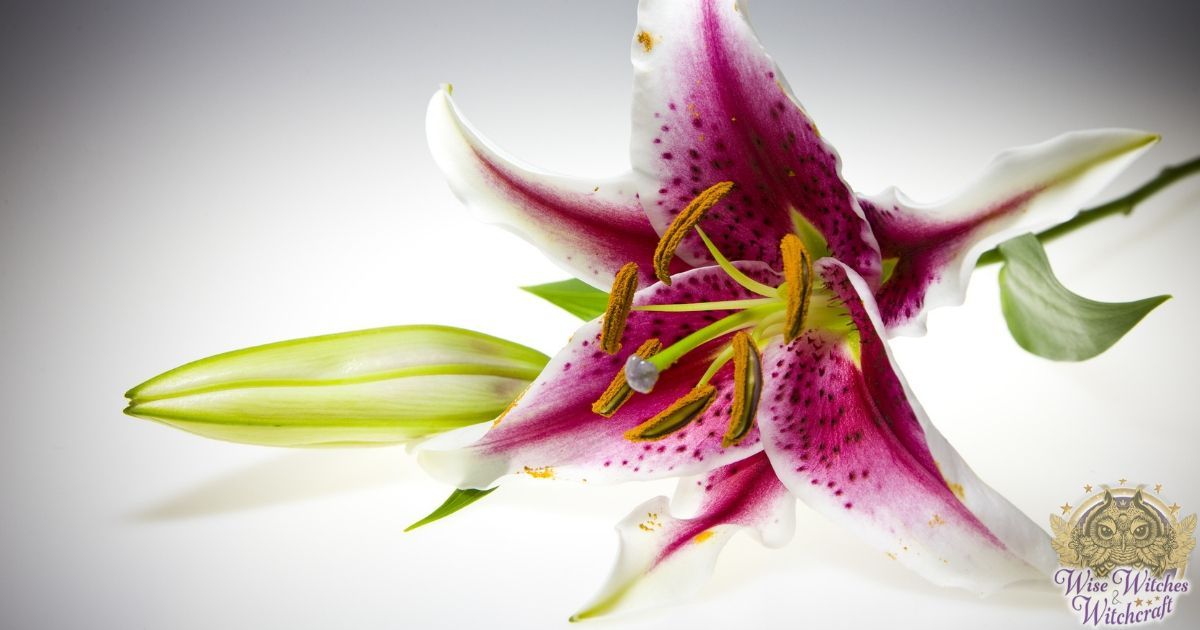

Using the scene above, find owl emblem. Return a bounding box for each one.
[1063,490,1178,577]
[1052,487,1196,577]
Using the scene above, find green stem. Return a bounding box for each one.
[976,155,1200,267]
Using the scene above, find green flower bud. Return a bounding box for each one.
[125,325,547,447]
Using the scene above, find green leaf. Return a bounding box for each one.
[125,325,548,447]
[404,487,498,532]
[997,233,1169,361]
[522,278,608,320]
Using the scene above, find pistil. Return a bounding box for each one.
[591,338,661,417]
[647,304,779,373]
[622,304,779,395]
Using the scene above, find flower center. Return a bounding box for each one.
[592,182,855,444]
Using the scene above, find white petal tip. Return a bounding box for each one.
[414,423,506,489]
[415,447,507,491]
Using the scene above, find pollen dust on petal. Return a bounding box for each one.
[928,513,946,528]
[934,460,966,501]
[523,465,555,479]
[692,530,715,544]
[638,512,663,532]
[637,30,654,52]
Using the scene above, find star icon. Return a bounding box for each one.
[1061,502,1073,515]
[1155,483,1163,494]
[1118,478,1128,485]
[1169,503,1181,516]
[1135,597,1144,607]
[1084,484,1093,493]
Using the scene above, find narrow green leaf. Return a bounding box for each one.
[998,233,1169,361]
[522,278,608,320]
[404,487,498,532]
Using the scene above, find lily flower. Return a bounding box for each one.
[421,225,1054,616]
[420,0,1158,618]
[427,0,1156,338]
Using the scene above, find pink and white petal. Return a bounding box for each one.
[861,129,1158,336]
[823,260,1057,575]
[630,0,880,283]
[417,263,781,489]
[571,453,793,621]
[426,85,667,288]
[756,260,1054,592]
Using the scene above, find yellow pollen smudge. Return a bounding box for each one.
[934,461,967,501]
[600,262,640,354]
[624,384,717,442]
[723,332,761,448]
[693,530,716,544]
[928,514,946,528]
[523,466,555,479]
[780,233,813,342]
[492,384,529,427]
[636,30,655,53]
[653,181,736,284]
[591,338,662,417]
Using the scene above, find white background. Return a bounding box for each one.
[2,1,1198,628]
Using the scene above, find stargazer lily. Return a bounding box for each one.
[420,0,1158,618]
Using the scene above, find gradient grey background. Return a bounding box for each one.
[2,1,1199,628]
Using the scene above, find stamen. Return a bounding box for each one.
[694,228,777,298]
[591,338,662,417]
[652,181,735,284]
[723,332,761,448]
[781,234,813,342]
[624,384,716,441]
[600,262,640,354]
